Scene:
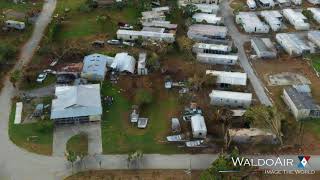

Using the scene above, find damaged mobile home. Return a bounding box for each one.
[206,70,247,86]
[187,24,228,41]
[251,37,277,59]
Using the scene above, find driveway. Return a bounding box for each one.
[220,0,273,106]
[53,122,103,157]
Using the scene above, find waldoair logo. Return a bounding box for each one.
[297,156,311,168]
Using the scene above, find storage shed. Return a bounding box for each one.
[197,53,238,65]
[137,53,148,75]
[206,70,247,86]
[209,90,252,108]
[191,114,207,139]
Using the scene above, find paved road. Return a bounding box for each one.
[220,0,273,106]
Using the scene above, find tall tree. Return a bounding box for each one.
[244,105,284,145]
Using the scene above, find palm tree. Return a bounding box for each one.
[127,150,143,169]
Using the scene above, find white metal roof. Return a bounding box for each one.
[193,43,230,52]
[188,24,227,36]
[117,29,175,39]
[206,70,247,86]
[193,4,219,14]
[142,20,178,29]
[236,12,269,32]
[152,6,170,12]
[14,102,23,124]
[197,53,238,61]
[209,90,252,101]
[111,52,136,73]
[192,13,222,24]
[191,114,207,132]
[82,54,112,76]
[51,84,102,119]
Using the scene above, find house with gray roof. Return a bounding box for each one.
[81,53,113,81]
[282,86,320,120]
[50,84,102,124]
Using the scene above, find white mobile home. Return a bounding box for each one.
[251,37,277,58]
[197,53,238,65]
[308,0,320,4]
[308,31,320,48]
[247,0,257,10]
[291,0,302,5]
[192,13,223,25]
[206,70,247,86]
[256,0,275,8]
[5,20,25,30]
[307,8,320,23]
[152,6,170,13]
[117,29,175,43]
[193,4,219,14]
[178,0,221,6]
[260,10,283,32]
[276,0,291,7]
[209,90,252,108]
[192,43,231,54]
[191,114,207,139]
[282,9,309,30]
[142,21,178,30]
[236,12,270,33]
[141,11,166,23]
[187,24,228,41]
[276,33,311,56]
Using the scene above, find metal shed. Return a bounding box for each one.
[191,114,207,139]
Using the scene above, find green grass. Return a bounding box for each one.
[54,0,140,40]
[0,0,43,12]
[20,74,56,90]
[66,133,88,155]
[304,119,320,138]
[307,54,320,73]
[9,103,53,155]
[101,83,183,154]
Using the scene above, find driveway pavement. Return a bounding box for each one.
[53,122,103,157]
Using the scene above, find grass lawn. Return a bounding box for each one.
[0,0,43,13]
[101,83,183,154]
[307,54,320,73]
[55,0,140,40]
[66,133,88,155]
[304,119,320,138]
[9,103,53,155]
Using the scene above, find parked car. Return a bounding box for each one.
[123,41,135,47]
[43,69,57,74]
[36,73,47,83]
[107,39,122,45]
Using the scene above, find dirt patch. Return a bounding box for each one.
[267,72,311,86]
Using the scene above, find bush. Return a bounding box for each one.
[0,43,17,64]
[78,4,92,13]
